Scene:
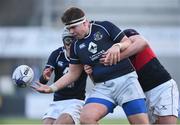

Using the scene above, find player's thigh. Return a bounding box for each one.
[80,103,108,121]
[146,79,179,123]
[123,98,149,124]
[54,113,74,124]
[127,113,149,124]
[60,99,84,124]
[155,115,177,124]
[43,118,55,125]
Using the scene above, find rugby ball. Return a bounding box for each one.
[12,65,34,88]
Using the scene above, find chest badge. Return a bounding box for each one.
[94,31,103,41]
[88,42,97,54]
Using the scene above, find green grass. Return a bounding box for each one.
[0,117,180,124]
[0,117,128,124]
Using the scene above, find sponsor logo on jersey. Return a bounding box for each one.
[94,31,103,41]
[57,61,63,67]
[79,43,86,49]
[88,42,97,54]
[89,50,105,61]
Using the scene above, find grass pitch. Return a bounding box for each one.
[0,117,128,124]
[0,117,180,124]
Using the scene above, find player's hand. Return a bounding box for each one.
[43,68,53,81]
[30,81,52,93]
[84,65,93,75]
[100,45,121,66]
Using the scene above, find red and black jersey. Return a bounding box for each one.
[123,29,171,92]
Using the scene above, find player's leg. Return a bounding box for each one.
[122,99,149,124]
[53,113,74,124]
[54,99,84,124]
[42,101,64,125]
[113,71,149,124]
[80,83,116,124]
[146,79,179,124]
[80,103,108,124]
[156,116,177,124]
[43,118,55,125]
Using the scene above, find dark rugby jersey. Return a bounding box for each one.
[124,29,171,92]
[45,47,87,101]
[70,21,134,83]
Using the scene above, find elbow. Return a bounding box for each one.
[143,40,149,49]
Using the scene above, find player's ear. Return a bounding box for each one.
[83,20,88,26]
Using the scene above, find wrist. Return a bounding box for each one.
[113,43,122,51]
[49,84,58,92]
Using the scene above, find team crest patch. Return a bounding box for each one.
[94,31,103,41]
[88,42,97,54]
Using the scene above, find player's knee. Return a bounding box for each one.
[54,113,74,124]
[43,118,55,125]
[80,114,97,124]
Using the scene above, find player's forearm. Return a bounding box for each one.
[55,72,80,89]
[113,36,132,53]
[50,64,83,92]
[120,36,148,60]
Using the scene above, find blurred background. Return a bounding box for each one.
[0,0,180,123]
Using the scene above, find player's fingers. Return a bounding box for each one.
[99,57,105,64]
[113,54,117,65]
[117,52,121,62]
[35,81,44,86]
[104,53,110,65]
[102,51,108,56]
[30,85,45,93]
[109,53,113,65]
[30,85,37,90]
[104,53,113,66]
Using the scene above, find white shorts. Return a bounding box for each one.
[42,99,84,124]
[87,71,145,107]
[145,79,179,123]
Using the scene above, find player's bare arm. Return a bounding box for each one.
[120,35,149,60]
[32,64,83,93]
[100,36,132,66]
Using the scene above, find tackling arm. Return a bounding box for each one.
[101,35,132,65]
[120,35,149,60]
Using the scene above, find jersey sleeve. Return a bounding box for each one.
[45,48,60,69]
[69,41,81,64]
[101,21,125,43]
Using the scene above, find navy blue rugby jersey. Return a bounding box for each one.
[45,47,87,101]
[70,21,135,83]
[124,29,171,91]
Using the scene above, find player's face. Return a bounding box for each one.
[63,36,74,56]
[68,21,88,39]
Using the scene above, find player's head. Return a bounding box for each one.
[61,7,89,39]
[62,28,75,46]
[62,28,75,56]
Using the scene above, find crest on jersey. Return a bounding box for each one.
[88,42,97,54]
[94,31,103,41]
